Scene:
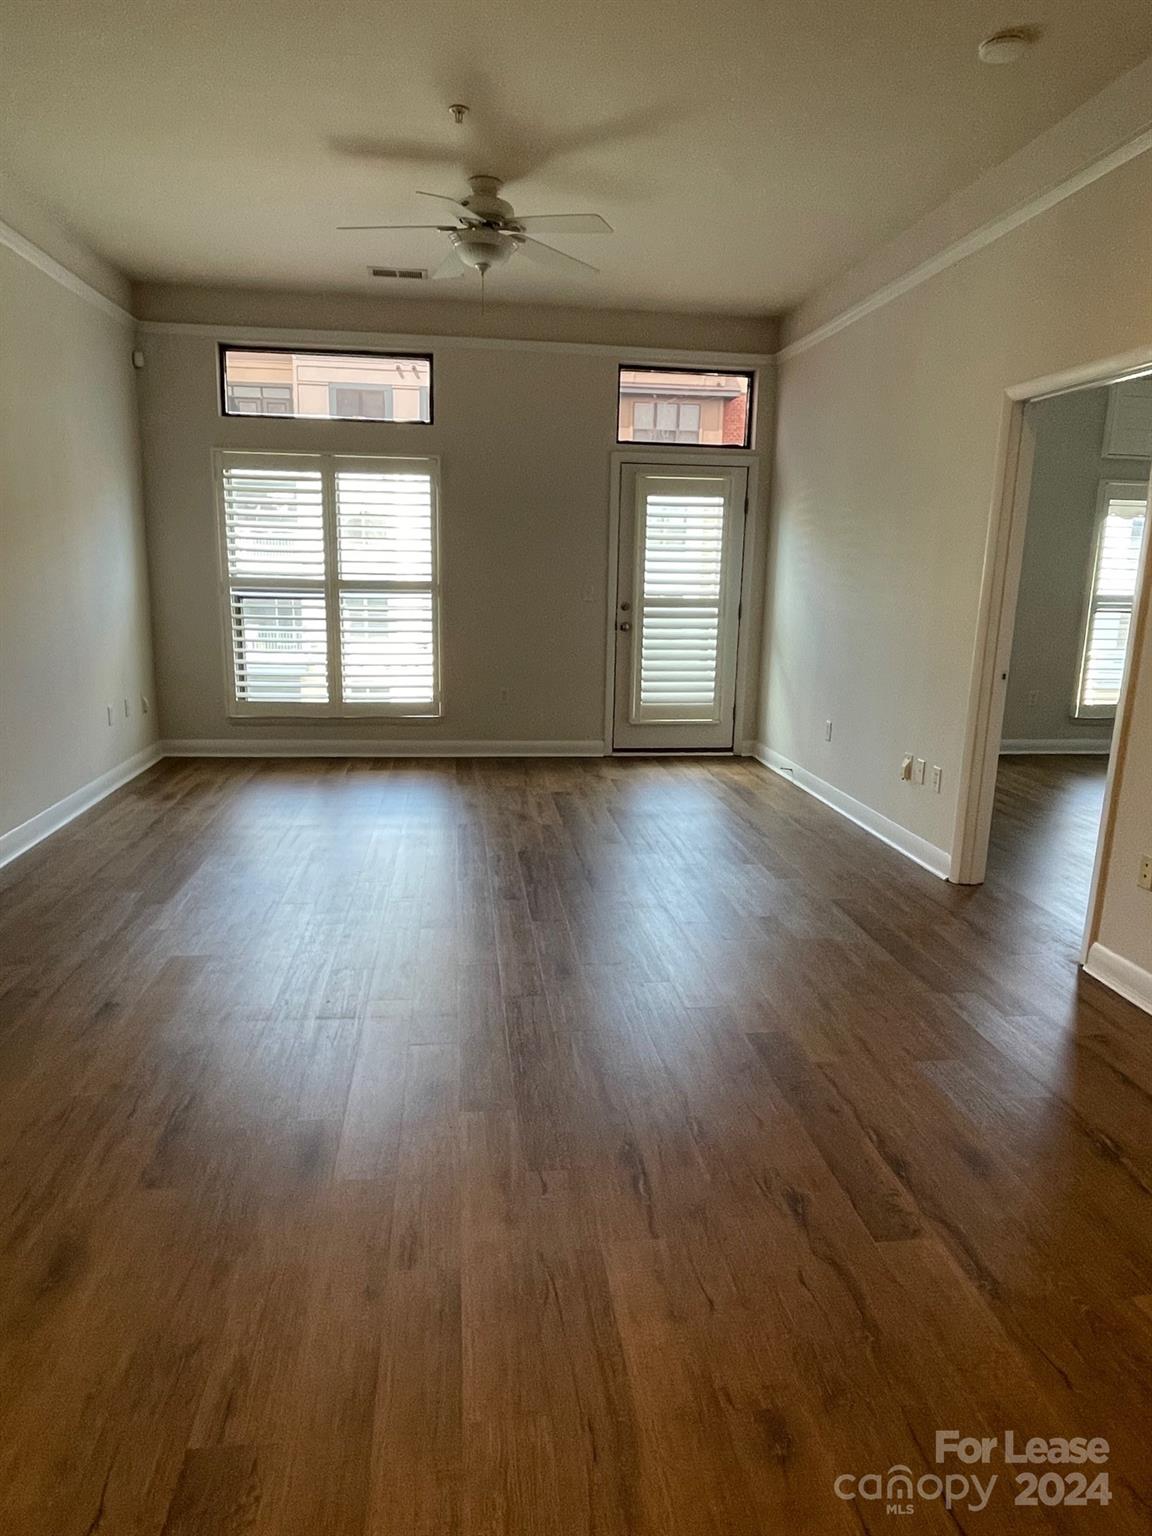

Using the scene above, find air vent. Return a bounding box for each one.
[369,266,428,281]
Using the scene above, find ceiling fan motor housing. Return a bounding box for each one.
[462,175,516,224]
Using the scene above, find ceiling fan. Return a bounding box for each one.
[340,173,613,281]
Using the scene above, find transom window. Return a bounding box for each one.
[618,367,753,448]
[216,451,440,716]
[220,347,432,422]
[1074,480,1147,717]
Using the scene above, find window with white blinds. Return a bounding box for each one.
[635,486,728,720]
[1074,480,1147,718]
[217,451,440,715]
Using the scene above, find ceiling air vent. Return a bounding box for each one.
[369,266,428,281]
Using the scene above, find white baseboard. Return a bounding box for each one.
[0,742,163,870]
[1000,738,1112,755]
[1084,943,1152,1016]
[746,741,951,880]
[162,737,607,759]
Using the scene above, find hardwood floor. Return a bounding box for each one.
[1,754,1150,1534]
[989,754,1109,929]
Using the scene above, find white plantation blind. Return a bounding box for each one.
[217,452,439,715]
[222,462,325,580]
[335,466,436,705]
[336,470,433,582]
[221,457,329,704]
[1076,482,1147,716]
[230,591,329,702]
[340,591,435,702]
[637,490,726,718]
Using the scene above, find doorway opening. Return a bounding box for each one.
[969,372,1150,952]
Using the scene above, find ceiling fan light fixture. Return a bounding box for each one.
[449,226,515,274]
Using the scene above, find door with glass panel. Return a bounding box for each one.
[612,464,747,749]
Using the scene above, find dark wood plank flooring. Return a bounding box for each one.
[989,753,1109,928]
[1,754,1149,1534]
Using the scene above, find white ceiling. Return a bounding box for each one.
[2,0,1150,316]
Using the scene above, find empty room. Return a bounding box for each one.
[1,2,1151,1531]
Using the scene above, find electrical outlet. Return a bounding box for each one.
[1026,689,1041,708]
[105,703,114,727]
[932,765,943,793]
[914,757,926,785]
[1139,855,1152,892]
[900,755,914,782]
[824,720,833,742]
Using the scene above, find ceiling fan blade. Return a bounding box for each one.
[330,136,470,169]
[428,248,466,280]
[416,190,475,220]
[513,214,613,235]
[338,223,458,231]
[516,237,599,276]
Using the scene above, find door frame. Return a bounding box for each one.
[950,346,1152,962]
[604,448,763,754]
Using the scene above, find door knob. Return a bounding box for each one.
[618,621,632,632]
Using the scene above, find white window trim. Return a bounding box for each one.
[214,449,442,720]
[1071,477,1147,720]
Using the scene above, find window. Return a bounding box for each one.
[330,385,394,421]
[217,451,440,716]
[220,348,432,422]
[632,399,703,444]
[225,382,294,416]
[618,367,753,448]
[1074,480,1147,717]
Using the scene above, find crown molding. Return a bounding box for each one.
[0,216,133,325]
[777,127,1152,363]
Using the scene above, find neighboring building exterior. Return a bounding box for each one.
[224,352,750,445]
[223,350,431,421]
[618,369,750,445]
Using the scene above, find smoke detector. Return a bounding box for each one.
[977,28,1036,64]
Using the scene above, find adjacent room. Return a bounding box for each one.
[990,378,1150,933]
[2,3,1151,1531]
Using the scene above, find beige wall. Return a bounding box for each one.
[135,283,778,356]
[0,242,157,838]
[758,145,1152,942]
[1002,386,1147,747]
[137,327,771,747]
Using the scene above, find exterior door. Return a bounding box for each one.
[612,463,747,750]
